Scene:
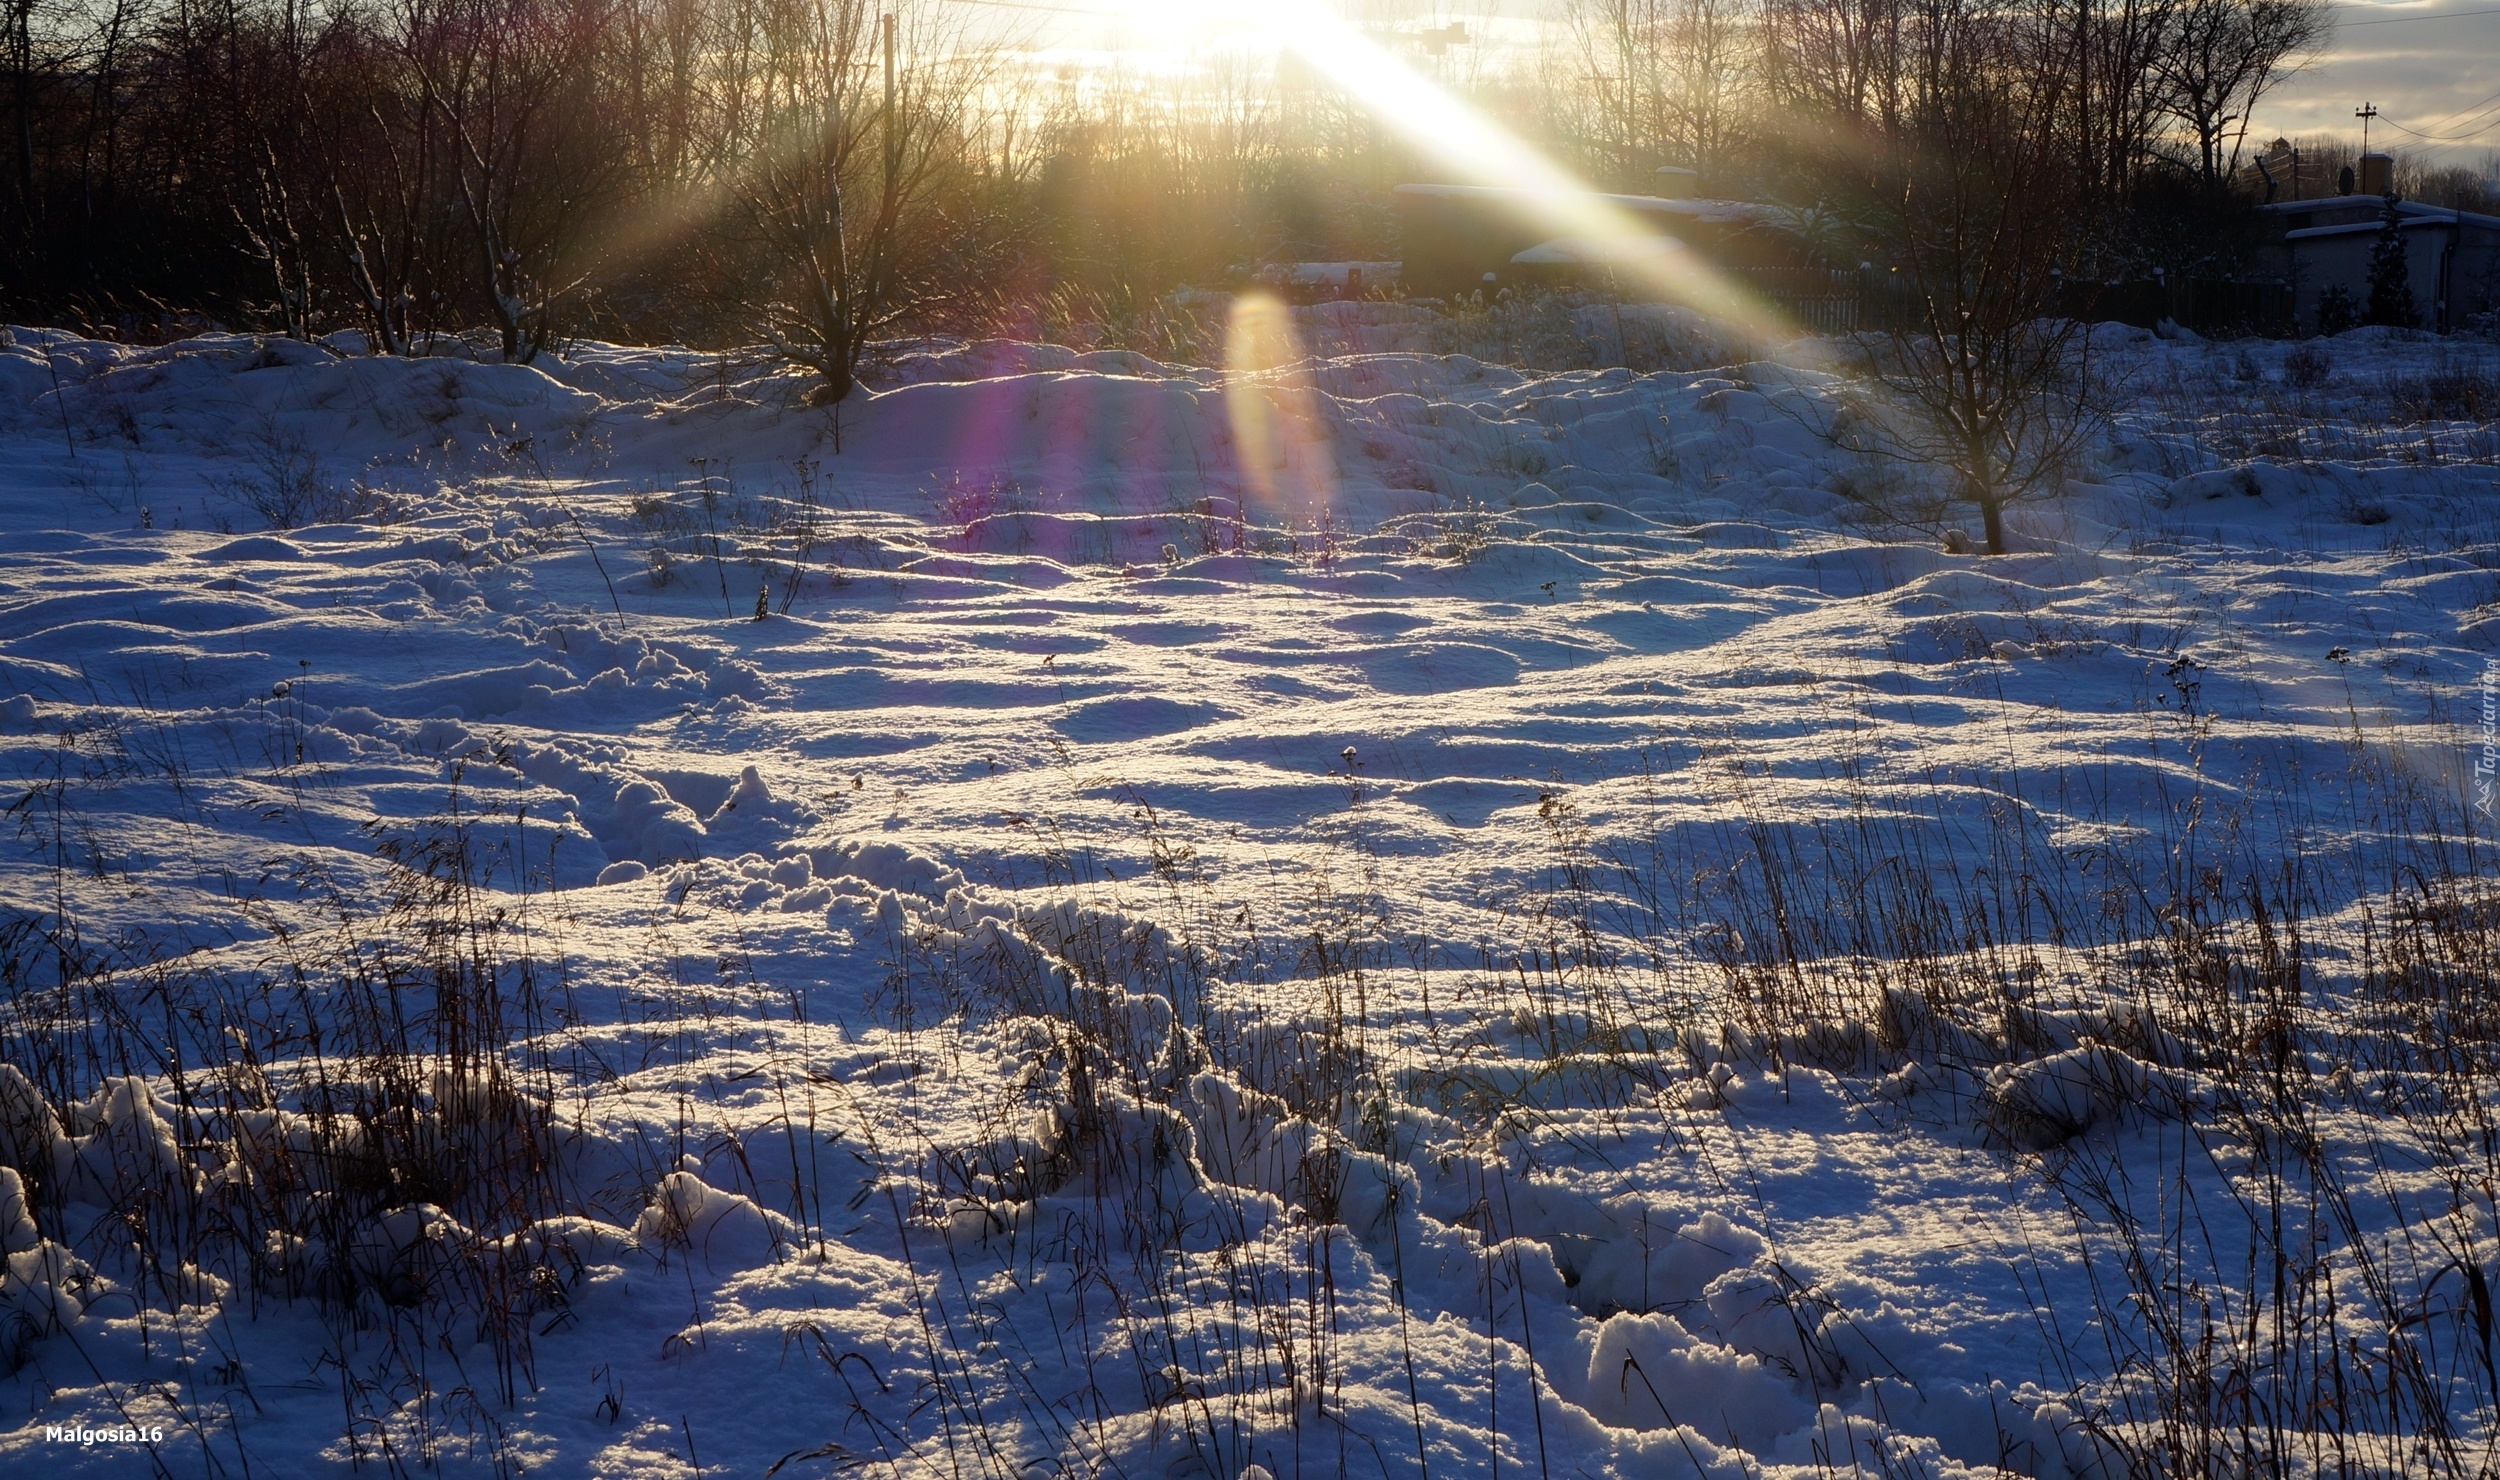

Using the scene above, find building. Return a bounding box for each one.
[2255,153,2500,333]
[1394,168,1796,300]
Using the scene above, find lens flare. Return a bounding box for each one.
[1223,292,1336,521]
[1226,1,1801,346]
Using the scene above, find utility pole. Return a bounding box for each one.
[882,13,897,182]
[2355,102,2377,153]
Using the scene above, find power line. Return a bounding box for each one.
[2378,111,2500,143]
[856,0,2500,31]
[2338,3,2500,25]
[965,0,2500,22]
[939,0,1142,17]
[2420,81,2500,131]
[2357,80,2500,146]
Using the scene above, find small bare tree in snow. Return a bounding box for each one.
[314,21,453,357]
[740,0,997,406]
[1819,30,2109,556]
[405,0,621,362]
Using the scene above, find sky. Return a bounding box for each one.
[2257,1,2500,166]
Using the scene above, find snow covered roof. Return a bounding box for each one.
[1393,182,1775,227]
[1509,234,1691,265]
[2258,194,2500,232]
[2284,217,2486,241]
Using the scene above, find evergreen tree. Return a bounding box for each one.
[2315,285,2359,336]
[2365,196,2417,328]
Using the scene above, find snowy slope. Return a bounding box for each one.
[0,316,2494,1478]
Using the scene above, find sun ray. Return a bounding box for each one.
[1221,0,1806,346]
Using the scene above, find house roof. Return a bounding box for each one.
[1392,183,1774,227]
[2258,195,2500,232]
[2284,218,2478,241]
[1510,235,1691,265]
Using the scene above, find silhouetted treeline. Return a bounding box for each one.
[0,0,1418,346]
[10,0,2474,350]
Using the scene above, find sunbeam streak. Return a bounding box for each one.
[1237,0,1803,347]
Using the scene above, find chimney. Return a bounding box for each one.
[2256,138,2296,201]
[2358,152,2394,197]
[1653,166,1698,200]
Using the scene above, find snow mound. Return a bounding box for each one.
[633,1171,794,1269]
[1585,1308,1815,1447]
[1986,1045,2202,1149]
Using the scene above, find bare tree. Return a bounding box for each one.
[404,0,621,362]
[4,0,47,236]
[1669,0,1755,184]
[238,140,318,338]
[1558,3,1629,180]
[1759,0,1904,131]
[740,0,996,405]
[2150,0,2328,190]
[1817,8,2108,555]
[0,0,2372,354]
[1568,0,1755,188]
[312,36,449,356]
[2050,0,2177,214]
[234,0,341,340]
[71,0,141,222]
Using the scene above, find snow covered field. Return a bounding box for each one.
[0,309,2496,1478]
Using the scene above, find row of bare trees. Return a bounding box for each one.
[0,0,2349,393]
[1,0,1029,392]
[1556,0,2326,210]
[226,0,629,362]
[2,0,1434,379]
[1541,0,2337,553]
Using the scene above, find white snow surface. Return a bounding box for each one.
[0,315,2493,1477]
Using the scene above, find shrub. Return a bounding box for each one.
[2386,356,2500,422]
[2282,342,2330,389]
[2315,286,2360,336]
